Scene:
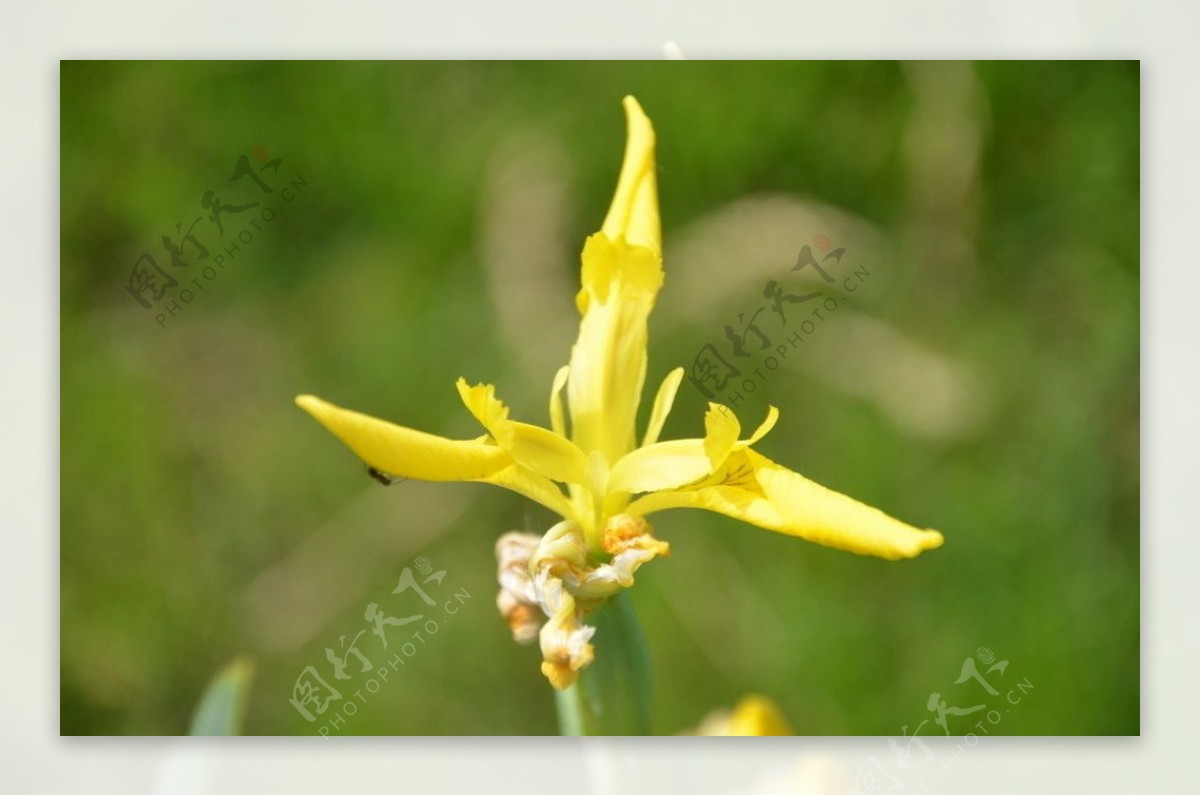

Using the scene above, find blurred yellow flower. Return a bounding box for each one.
[693,694,794,736]
[297,96,943,690]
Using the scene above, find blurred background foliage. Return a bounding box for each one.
[60,61,1138,736]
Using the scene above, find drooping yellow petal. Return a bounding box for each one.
[485,464,580,522]
[295,394,575,519]
[297,394,508,480]
[601,96,660,258]
[456,379,588,485]
[627,448,943,560]
[642,367,684,447]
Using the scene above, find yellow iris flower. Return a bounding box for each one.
[296,96,943,688]
[693,694,794,736]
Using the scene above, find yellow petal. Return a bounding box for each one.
[296,394,575,519]
[503,423,589,486]
[566,98,664,466]
[749,449,943,557]
[455,379,508,427]
[456,379,588,485]
[608,439,710,494]
[724,695,792,736]
[698,695,793,736]
[567,233,663,464]
[608,403,771,495]
[627,449,943,560]
[703,402,740,469]
[742,405,779,446]
[601,96,660,258]
[584,449,610,498]
[549,365,570,438]
[642,367,684,447]
[486,464,579,523]
[297,394,508,480]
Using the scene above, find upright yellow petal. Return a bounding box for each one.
[627,448,943,560]
[742,405,779,446]
[548,365,570,438]
[296,394,575,519]
[567,99,664,465]
[702,402,740,469]
[601,96,660,257]
[642,367,684,447]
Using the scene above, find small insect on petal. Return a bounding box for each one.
[366,466,403,486]
[362,468,405,485]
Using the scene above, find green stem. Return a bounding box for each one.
[554,591,652,735]
[554,677,594,736]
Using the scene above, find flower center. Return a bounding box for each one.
[492,514,668,690]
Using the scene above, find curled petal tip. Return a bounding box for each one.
[602,95,660,257]
[621,95,653,135]
[541,661,577,691]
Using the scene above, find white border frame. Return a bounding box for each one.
[6,0,1190,791]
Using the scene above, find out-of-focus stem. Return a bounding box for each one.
[555,591,652,735]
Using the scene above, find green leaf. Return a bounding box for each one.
[188,658,254,736]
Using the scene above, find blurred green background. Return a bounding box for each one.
[60,61,1139,736]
